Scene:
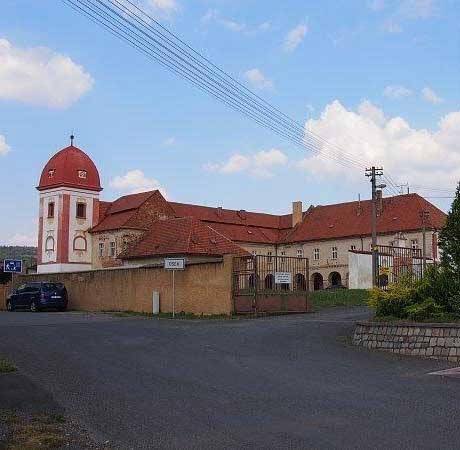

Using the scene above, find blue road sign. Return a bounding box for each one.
[3,259,23,273]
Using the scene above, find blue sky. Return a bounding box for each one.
[1,0,459,245]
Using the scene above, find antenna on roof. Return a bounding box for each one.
[70,133,75,146]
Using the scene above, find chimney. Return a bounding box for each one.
[292,201,303,227]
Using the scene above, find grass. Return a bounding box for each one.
[0,412,66,449]
[0,357,17,374]
[310,289,369,310]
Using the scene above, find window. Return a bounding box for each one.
[252,250,257,257]
[411,239,419,250]
[109,241,116,257]
[73,236,87,251]
[76,202,86,219]
[47,202,55,218]
[331,247,338,260]
[297,248,303,258]
[48,169,55,178]
[98,242,104,257]
[314,248,320,261]
[267,251,273,262]
[78,170,87,179]
[350,245,356,251]
[45,236,55,252]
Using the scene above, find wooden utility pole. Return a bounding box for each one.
[366,166,384,286]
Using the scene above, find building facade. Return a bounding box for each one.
[36,142,446,288]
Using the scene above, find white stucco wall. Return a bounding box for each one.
[348,252,373,289]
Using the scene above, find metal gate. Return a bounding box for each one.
[232,255,310,314]
[376,245,424,289]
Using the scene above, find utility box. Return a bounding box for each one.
[152,291,160,315]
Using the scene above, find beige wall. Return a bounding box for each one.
[239,230,436,289]
[0,284,9,311]
[92,229,144,269]
[16,256,234,315]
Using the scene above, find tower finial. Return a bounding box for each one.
[70,133,75,146]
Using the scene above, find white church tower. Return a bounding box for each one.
[36,136,102,273]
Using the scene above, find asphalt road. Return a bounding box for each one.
[1,307,459,450]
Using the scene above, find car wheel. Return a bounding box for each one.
[6,301,14,312]
[30,301,39,312]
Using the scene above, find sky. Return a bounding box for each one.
[0,0,459,246]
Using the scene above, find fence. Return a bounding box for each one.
[376,245,424,289]
[232,255,310,314]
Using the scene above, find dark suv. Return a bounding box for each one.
[6,282,68,312]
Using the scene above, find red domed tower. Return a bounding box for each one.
[37,136,102,273]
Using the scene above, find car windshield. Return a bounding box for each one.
[42,283,64,292]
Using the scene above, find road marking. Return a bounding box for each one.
[428,367,460,377]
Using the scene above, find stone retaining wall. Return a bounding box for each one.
[353,321,460,362]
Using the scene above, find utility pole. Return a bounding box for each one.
[365,166,384,287]
[419,210,430,275]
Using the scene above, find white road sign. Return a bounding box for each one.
[275,272,292,284]
[164,258,185,270]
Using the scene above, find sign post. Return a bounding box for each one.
[164,258,185,318]
[3,259,23,294]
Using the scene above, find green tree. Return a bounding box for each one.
[439,181,460,275]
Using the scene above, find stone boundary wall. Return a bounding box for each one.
[14,257,233,316]
[354,321,460,362]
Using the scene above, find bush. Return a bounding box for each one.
[368,266,460,322]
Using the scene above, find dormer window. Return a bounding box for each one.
[78,170,87,179]
[48,169,55,178]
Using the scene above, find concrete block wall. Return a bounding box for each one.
[354,322,460,362]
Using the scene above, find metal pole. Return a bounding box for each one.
[172,270,175,318]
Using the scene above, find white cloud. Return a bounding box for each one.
[201,9,270,35]
[1,233,37,247]
[297,100,460,188]
[110,169,167,197]
[421,86,443,104]
[204,148,287,178]
[369,0,386,11]
[383,84,413,99]
[163,136,176,146]
[244,68,274,90]
[283,24,308,52]
[399,0,436,19]
[0,134,10,156]
[382,20,403,33]
[123,0,179,19]
[0,39,93,109]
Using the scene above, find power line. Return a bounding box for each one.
[63,0,375,173]
[61,0,453,201]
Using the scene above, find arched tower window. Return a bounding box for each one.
[73,236,87,251]
[45,236,55,252]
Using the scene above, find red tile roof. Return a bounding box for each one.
[37,145,102,192]
[92,190,446,251]
[107,191,156,214]
[120,217,249,259]
[283,194,446,243]
[169,202,290,229]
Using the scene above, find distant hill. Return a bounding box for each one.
[0,246,37,268]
